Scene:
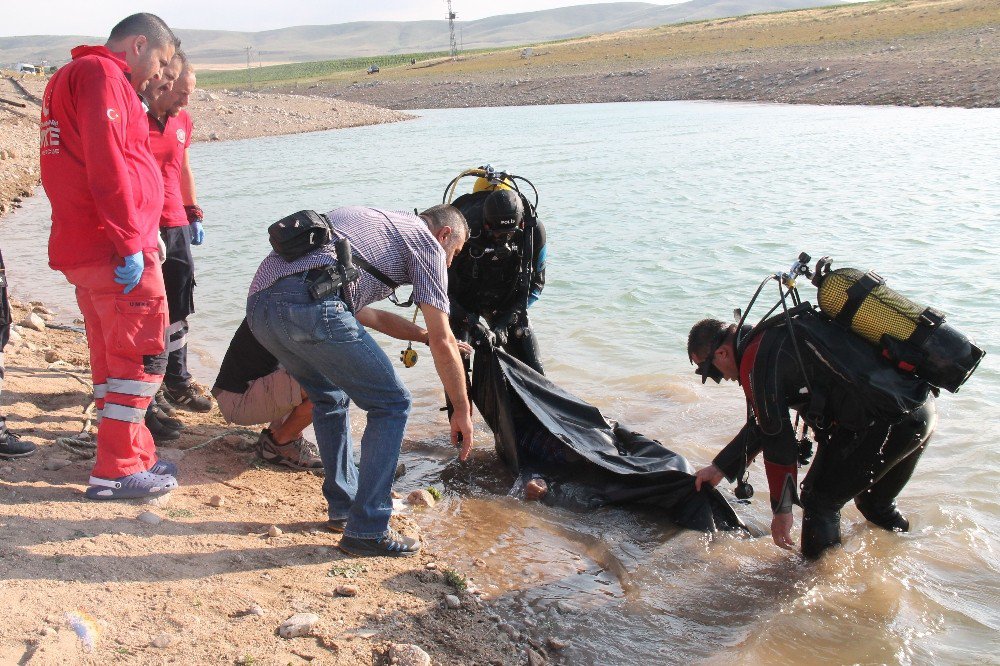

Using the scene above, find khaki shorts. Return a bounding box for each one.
[214,368,304,426]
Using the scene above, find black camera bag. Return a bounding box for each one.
[268,210,332,262]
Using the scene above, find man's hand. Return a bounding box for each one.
[113,251,144,294]
[450,410,474,461]
[771,512,795,550]
[189,220,204,245]
[456,340,473,357]
[694,463,724,491]
[525,478,549,501]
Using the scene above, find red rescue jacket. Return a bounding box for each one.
[40,45,164,270]
[148,109,193,228]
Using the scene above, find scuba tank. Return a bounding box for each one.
[812,257,984,393]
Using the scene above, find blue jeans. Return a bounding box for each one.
[247,273,412,538]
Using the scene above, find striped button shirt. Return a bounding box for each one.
[249,206,450,314]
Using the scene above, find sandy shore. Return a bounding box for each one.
[0,298,528,664]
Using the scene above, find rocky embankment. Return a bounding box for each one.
[308,22,998,111]
[187,88,413,143]
[0,76,40,219]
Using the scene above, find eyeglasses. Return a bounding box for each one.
[693,328,728,384]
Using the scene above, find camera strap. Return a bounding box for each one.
[350,252,414,308]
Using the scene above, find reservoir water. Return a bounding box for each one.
[3,101,998,663]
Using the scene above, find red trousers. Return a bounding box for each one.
[63,250,167,478]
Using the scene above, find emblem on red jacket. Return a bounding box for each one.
[106,108,120,121]
[176,128,186,143]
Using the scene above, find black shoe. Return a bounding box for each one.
[338,528,421,558]
[0,421,37,459]
[150,402,184,431]
[155,388,177,417]
[163,383,213,413]
[145,406,180,443]
[855,494,910,533]
[801,510,842,560]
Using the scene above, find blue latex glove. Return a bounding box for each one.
[113,251,144,294]
[190,220,204,245]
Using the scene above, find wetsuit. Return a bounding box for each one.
[712,321,936,558]
[448,190,547,374]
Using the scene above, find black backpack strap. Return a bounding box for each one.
[835,270,884,327]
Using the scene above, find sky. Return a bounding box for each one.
[0,0,694,37]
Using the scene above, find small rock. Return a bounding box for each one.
[0,466,14,477]
[21,312,46,331]
[145,493,172,507]
[386,643,431,666]
[425,562,438,570]
[444,594,461,609]
[44,350,61,363]
[37,313,54,322]
[527,648,546,666]
[137,511,162,525]
[209,495,225,507]
[7,328,21,344]
[333,585,358,597]
[209,132,220,141]
[472,558,486,568]
[500,623,518,639]
[406,489,436,508]
[547,637,570,650]
[248,604,265,617]
[268,525,283,537]
[556,600,574,614]
[150,633,172,648]
[278,613,319,639]
[43,458,71,471]
[32,305,53,315]
[40,627,57,637]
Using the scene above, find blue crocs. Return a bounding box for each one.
[85,471,178,500]
[149,459,178,477]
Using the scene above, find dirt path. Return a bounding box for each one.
[0,299,522,665]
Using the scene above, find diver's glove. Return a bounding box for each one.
[113,251,144,294]
[470,322,496,349]
[185,205,205,245]
[491,310,519,346]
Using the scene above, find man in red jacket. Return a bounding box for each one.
[145,54,213,420]
[40,13,181,499]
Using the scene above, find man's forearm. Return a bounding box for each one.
[356,307,428,343]
[429,336,471,413]
[181,150,198,206]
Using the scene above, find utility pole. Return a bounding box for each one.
[245,45,253,88]
[446,0,458,57]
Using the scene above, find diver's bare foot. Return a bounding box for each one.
[525,478,548,501]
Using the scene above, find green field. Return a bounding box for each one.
[197,47,502,88]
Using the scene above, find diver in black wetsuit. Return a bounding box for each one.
[448,188,547,374]
[687,317,936,559]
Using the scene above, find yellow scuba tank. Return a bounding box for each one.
[812,257,984,393]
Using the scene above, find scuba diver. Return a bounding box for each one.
[445,166,547,374]
[688,253,982,558]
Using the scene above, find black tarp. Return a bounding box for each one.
[471,343,751,533]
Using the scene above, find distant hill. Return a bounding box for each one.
[1,0,846,66]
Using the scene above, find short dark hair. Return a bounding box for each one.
[688,318,730,362]
[109,13,179,50]
[419,204,469,248]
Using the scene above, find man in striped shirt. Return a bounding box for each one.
[247,205,472,557]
